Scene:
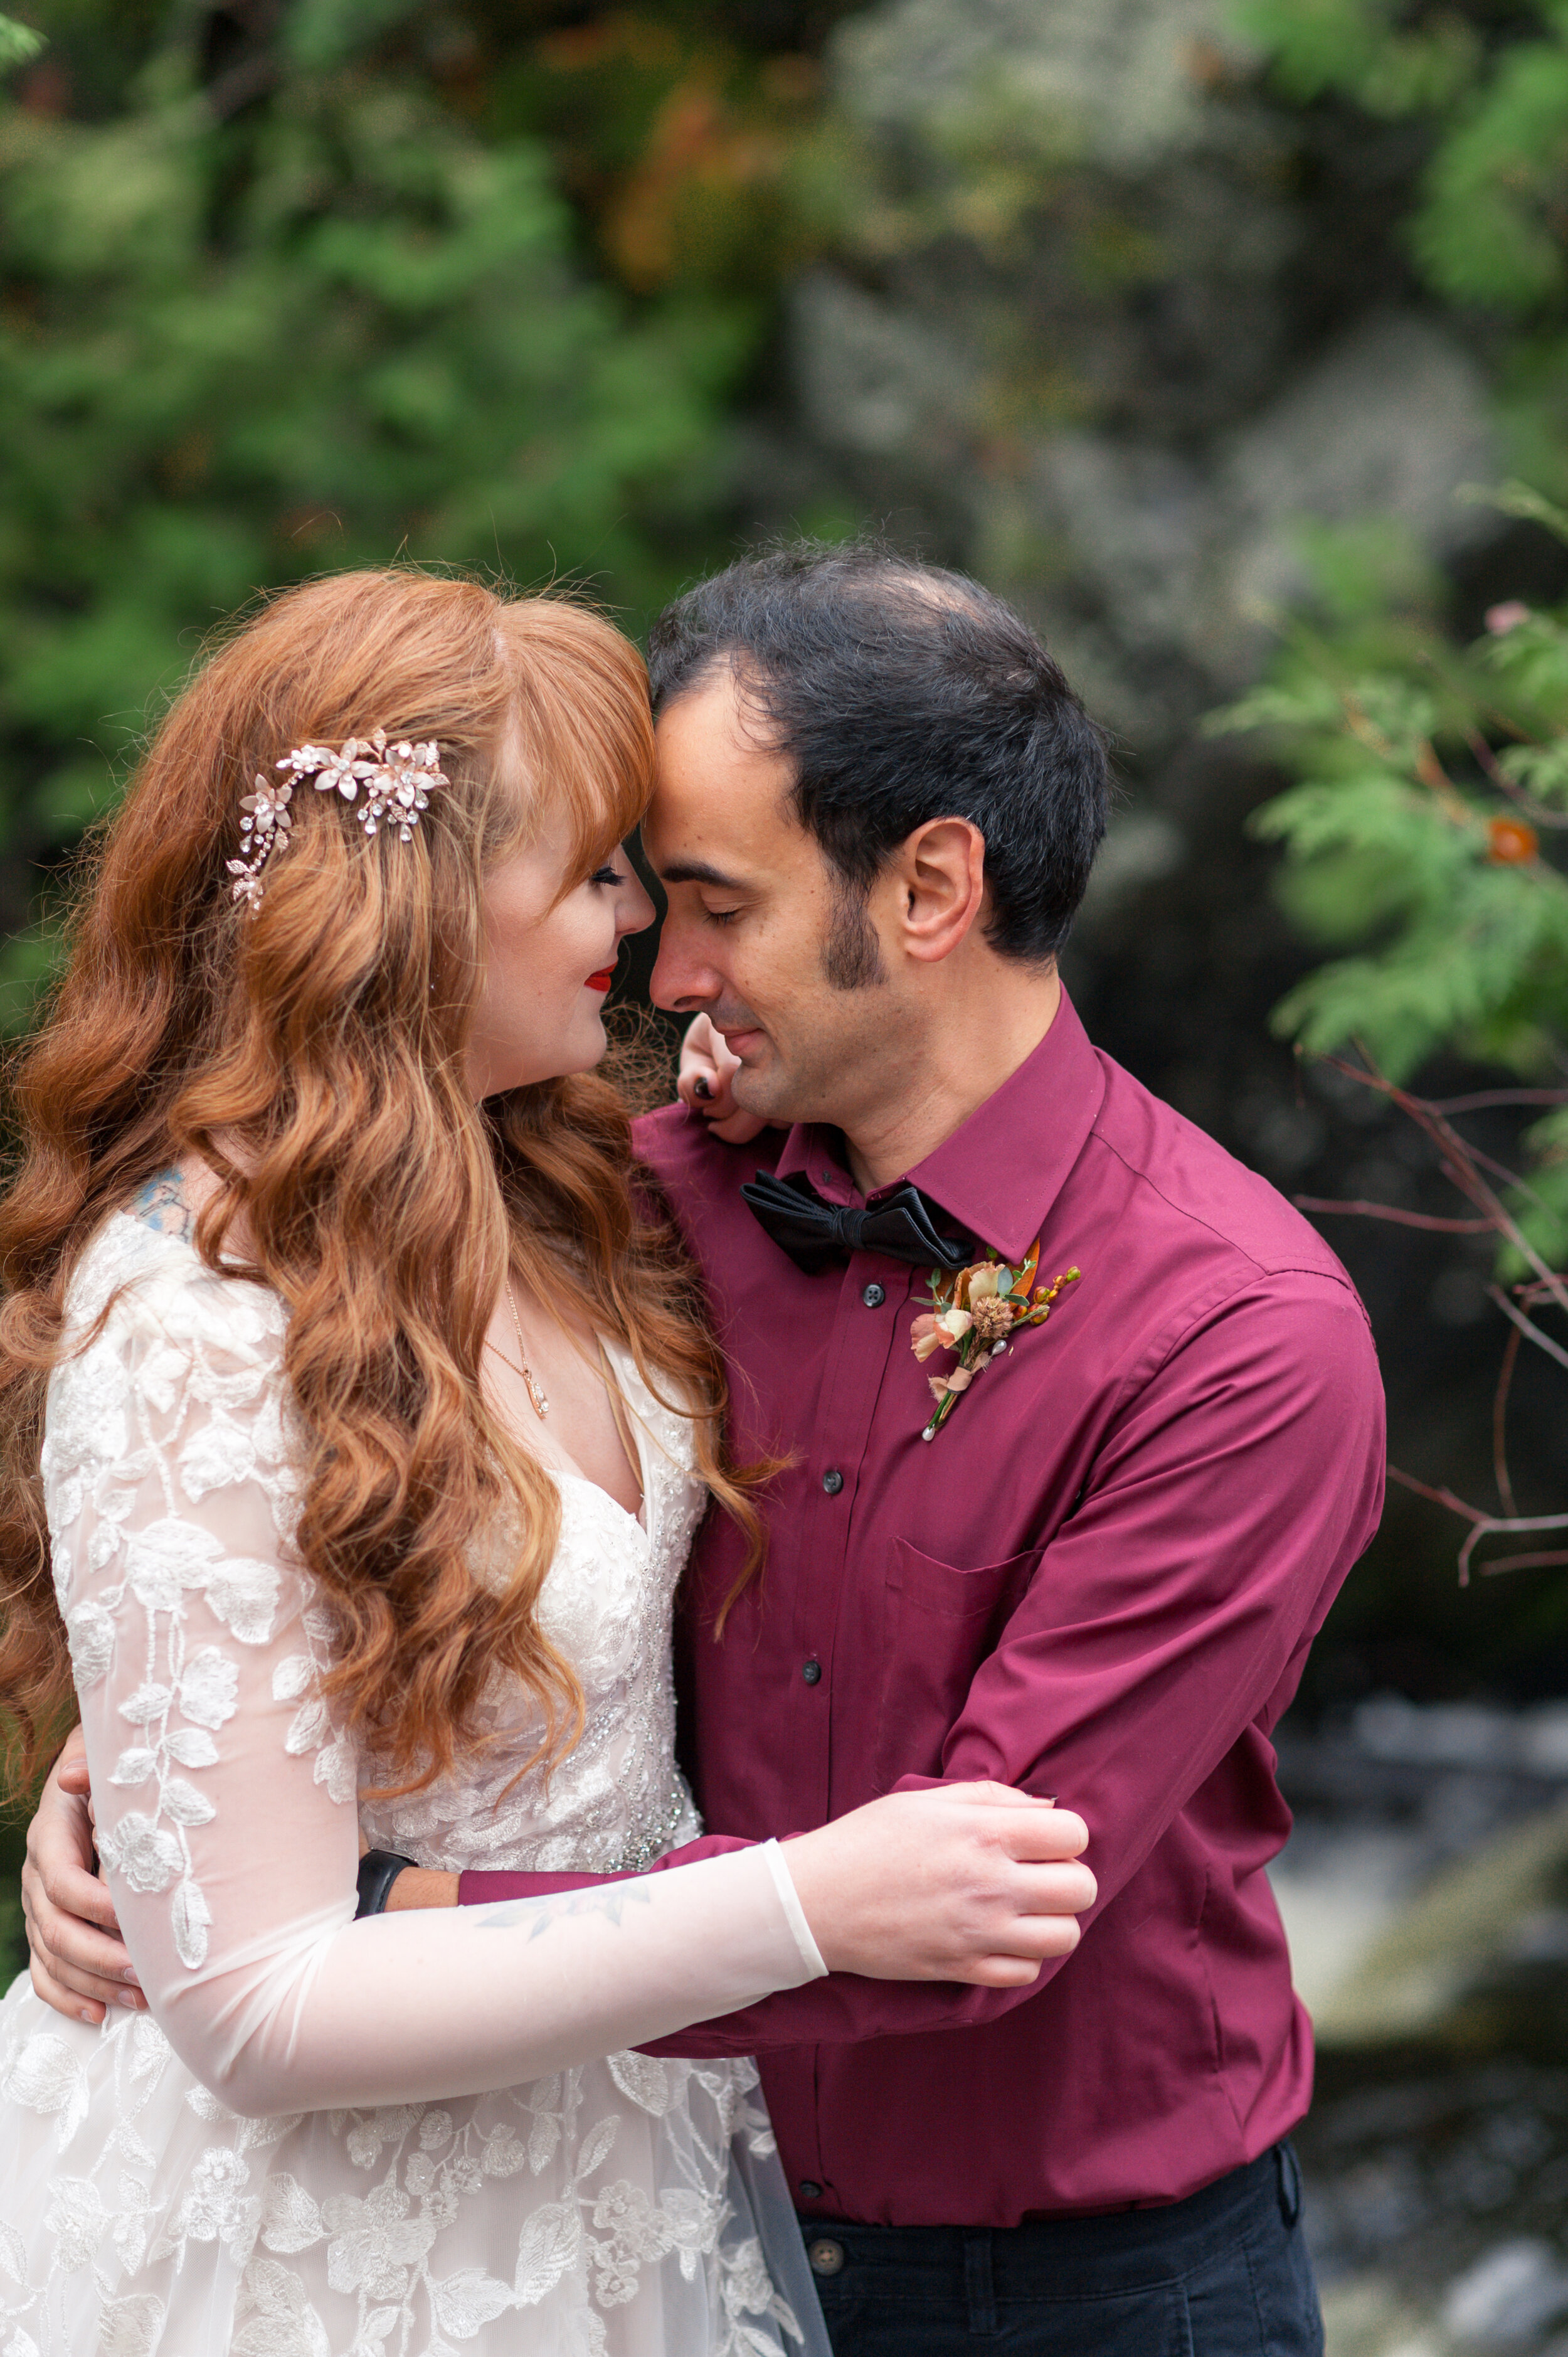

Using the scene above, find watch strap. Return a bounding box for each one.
[355,1848,418,1918]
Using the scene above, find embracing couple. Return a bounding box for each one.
[1,541,1383,2357]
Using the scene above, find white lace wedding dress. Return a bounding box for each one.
[0,1206,832,2357]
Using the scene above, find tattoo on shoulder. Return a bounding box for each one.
[472,1881,656,1940]
[130,1169,194,1242]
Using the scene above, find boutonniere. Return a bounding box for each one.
[910,1240,1081,1440]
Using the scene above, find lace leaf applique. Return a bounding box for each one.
[205,1556,283,1645]
[233,2258,332,2357]
[1,2031,92,2147]
[119,1681,175,1725]
[513,2201,581,2306]
[573,2114,620,2183]
[179,1408,259,1499]
[431,2267,519,2338]
[272,1654,314,1702]
[66,1600,116,1687]
[0,2218,28,2285]
[167,1725,220,1769]
[260,2174,327,2256]
[171,1878,213,1970]
[97,2290,167,2357]
[285,1698,331,1756]
[314,1733,357,1804]
[129,2014,173,2085]
[179,1647,239,1730]
[605,2050,674,2118]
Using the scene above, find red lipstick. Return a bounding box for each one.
[586,969,615,994]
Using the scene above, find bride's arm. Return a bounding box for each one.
[48,1263,1089,2115]
[52,1271,834,2117]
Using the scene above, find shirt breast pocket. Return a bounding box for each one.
[874,1538,1042,1789]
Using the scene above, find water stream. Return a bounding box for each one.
[1276,1700,1568,2353]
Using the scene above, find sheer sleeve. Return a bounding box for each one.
[46,1221,823,2118]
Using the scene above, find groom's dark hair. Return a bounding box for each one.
[645,538,1110,971]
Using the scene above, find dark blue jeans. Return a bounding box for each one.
[800,2144,1323,2357]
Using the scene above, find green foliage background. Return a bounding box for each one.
[1221,3,1568,1269]
[0,0,850,1033]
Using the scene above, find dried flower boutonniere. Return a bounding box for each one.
[911,1242,1081,1441]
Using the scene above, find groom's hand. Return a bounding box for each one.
[21,1724,146,2024]
[676,1014,768,1144]
[785,1782,1095,1987]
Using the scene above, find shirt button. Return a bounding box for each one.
[798,2180,823,2200]
[861,1282,886,1307]
[822,1469,844,1494]
[802,1658,822,1685]
[808,2238,846,2277]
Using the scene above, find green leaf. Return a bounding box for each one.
[1413,41,1568,314]
[1204,679,1347,737]
[283,0,424,74]
[0,14,42,72]
[1460,479,1568,548]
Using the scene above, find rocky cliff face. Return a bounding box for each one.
[759,0,1498,745]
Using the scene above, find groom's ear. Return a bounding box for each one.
[887,817,988,966]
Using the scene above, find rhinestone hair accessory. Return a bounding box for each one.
[228,729,450,909]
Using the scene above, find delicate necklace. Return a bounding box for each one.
[485,1279,549,1420]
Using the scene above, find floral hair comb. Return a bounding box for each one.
[228,730,450,909]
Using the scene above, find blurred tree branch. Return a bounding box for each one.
[1300,1046,1568,1583]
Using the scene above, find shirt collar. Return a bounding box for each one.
[773,987,1105,1265]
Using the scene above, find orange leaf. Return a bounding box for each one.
[1488,816,1539,865]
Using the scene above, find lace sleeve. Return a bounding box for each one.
[48,1223,824,2117]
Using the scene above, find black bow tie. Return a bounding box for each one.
[741,1169,970,1277]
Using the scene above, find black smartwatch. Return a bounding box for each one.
[356,1848,418,1918]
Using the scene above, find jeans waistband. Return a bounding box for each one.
[799,2143,1300,2297]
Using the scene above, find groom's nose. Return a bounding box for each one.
[648,912,724,1016]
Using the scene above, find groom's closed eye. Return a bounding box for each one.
[657,860,754,930]
[655,858,750,896]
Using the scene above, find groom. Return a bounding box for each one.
[28,543,1382,2353]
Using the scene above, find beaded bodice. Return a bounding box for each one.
[358,1339,707,1876]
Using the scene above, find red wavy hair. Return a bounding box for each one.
[0,568,761,1799]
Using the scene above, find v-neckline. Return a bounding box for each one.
[555,1466,649,1538]
[539,1338,650,1537]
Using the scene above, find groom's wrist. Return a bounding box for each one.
[383,1866,460,1912]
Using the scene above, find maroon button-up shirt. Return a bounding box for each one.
[462,992,1385,2223]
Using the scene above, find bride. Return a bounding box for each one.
[0,570,1091,2357]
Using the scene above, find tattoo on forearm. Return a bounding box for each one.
[473,1882,655,1940]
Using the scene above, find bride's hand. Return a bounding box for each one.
[675,1014,768,1144]
[783,1781,1094,1988]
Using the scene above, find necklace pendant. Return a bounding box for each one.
[503,1277,549,1418]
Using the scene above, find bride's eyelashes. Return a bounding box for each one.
[588,863,625,888]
